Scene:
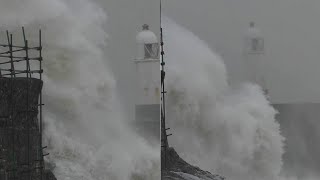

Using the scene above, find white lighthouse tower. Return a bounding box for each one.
[244,22,269,97]
[134,24,160,141]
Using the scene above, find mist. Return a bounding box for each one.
[164,16,284,180]
[1,0,319,179]
[0,0,160,179]
[162,1,320,179]
[94,0,160,119]
[163,0,320,104]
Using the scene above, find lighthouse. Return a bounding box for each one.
[133,24,160,142]
[244,22,269,97]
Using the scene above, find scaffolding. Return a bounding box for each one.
[0,28,48,180]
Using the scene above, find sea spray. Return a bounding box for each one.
[0,0,160,179]
[163,16,284,180]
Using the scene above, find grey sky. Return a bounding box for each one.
[163,0,320,104]
[97,0,320,107]
[95,0,160,119]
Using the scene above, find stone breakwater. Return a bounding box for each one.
[0,77,56,180]
[162,147,225,180]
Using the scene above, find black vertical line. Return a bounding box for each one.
[39,29,43,180]
[7,31,15,78]
[7,31,16,179]
[22,27,31,79]
[22,27,26,42]
[160,28,167,170]
[25,38,31,180]
[160,0,165,171]
[159,2,165,174]
[10,34,14,180]
[160,0,169,171]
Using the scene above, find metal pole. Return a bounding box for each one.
[7,32,16,179]
[25,38,31,180]
[39,29,44,180]
[22,27,31,78]
[7,31,15,78]
[160,0,170,170]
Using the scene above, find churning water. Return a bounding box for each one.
[0,0,160,179]
[1,0,318,180]
[163,15,320,180]
[164,17,288,180]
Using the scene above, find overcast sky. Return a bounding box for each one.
[97,0,320,111]
[95,0,159,119]
[163,0,320,104]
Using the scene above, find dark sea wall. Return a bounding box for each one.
[0,77,56,180]
[162,147,225,180]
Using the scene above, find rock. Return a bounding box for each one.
[162,147,225,180]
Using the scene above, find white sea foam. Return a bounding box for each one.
[164,16,284,180]
[0,0,160,179]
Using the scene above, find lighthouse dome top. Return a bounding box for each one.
[136,24,158,44]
